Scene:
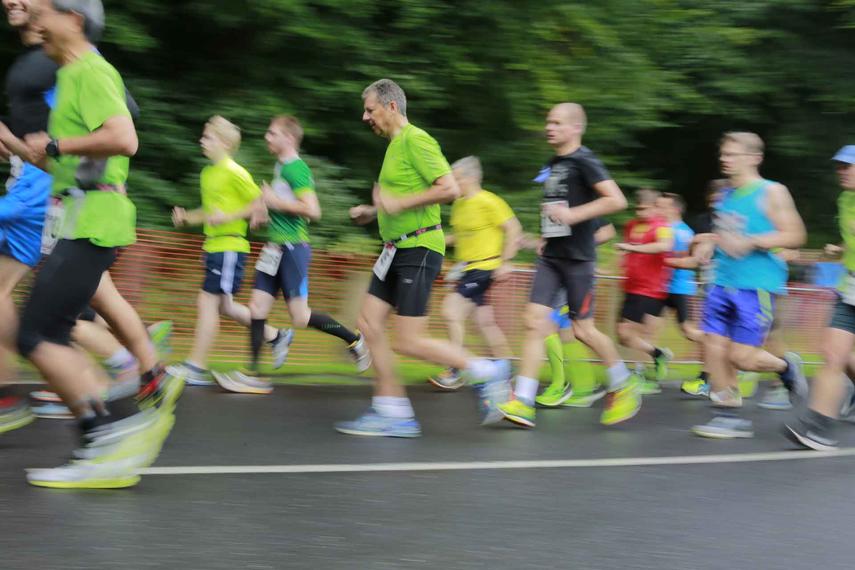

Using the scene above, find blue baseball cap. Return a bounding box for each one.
[833,145,855,165]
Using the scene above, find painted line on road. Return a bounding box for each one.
[139,447,855,476]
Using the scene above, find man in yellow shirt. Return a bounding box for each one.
[429,156,521,390]
[171,116,285,390]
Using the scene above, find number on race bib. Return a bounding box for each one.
[255,242,283,276]
[373,244,397,281]
[541,200,572,238]
[41,197,64,255]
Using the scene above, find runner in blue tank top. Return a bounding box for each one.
[691,132,808,440]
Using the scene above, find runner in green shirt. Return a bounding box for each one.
[170,116,286,391]
[335,79,512,439]
[212,115,370,394]
[16,0,171,490]
[785,145,855,450]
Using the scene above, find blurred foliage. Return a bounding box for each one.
[1,0,853,248]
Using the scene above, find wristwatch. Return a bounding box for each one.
[45,138,61,158]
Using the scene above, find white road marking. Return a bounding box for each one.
[139,447,855,476]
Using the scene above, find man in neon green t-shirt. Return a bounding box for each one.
[335,79,512,439]
[785,145,855,450]
[170,116,284,392]
[16,0,167,490]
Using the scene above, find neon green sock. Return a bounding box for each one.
[563,340,596,395]
[545,333,565,387]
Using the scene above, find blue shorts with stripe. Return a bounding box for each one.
[701,285,775,347]
[254,242,310,300]
[202,251,247,295]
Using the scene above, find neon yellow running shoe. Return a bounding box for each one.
[498,399,536,427]
[654,347,673,381]
[535,382,573,407]
[738,372,760,399]
[562,387,607,408]
[639,379,662,395]
[680,378,710,397]
[600,377,642,426]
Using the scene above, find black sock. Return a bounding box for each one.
[651,347,663,359]
[307,312,358,344]
[251,319,266,370]
[0,385,14,399]
[699,371,709,382]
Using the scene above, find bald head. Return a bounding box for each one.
[545,102,587,152]
[552,103,587,130]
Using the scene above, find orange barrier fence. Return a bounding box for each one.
[12,229,839,369]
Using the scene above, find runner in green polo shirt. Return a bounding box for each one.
[335,78,512,439]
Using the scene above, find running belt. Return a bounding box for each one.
[384,224,442,245]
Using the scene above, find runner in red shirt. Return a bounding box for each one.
[616,189,674,394]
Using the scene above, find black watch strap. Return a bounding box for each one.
[45,139,61,158]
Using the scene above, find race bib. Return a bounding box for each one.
[41,197,64,255]
[541,200,572,238]
[373,243,397,281]
[255,242,283,276]
[843,273,855,306]
[6,156,24,190]
[445,262,467,283]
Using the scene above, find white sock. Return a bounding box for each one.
[372,396,414,419]
[466,358,496,382]
[514,376,540,405]
[105,348,135,368]
[607,362,631,391]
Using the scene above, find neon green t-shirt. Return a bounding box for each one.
[200,157,261,253]
[48,51,135,247]
[268,158,314,244]
[840,191,855,276]
[377,123,450,255]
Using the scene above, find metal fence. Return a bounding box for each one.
[12,228,839,369]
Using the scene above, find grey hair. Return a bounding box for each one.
[362,79,407,117]
[53,0,105,43]
[451,156,483,185]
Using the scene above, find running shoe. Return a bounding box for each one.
[680,378,710,397]
[535,382,573,407]
[654,347,673,382]
[138,367,185,410]
[30,390,62,403]
[783,420,838,451]
[347,332,372,373]
[839,383,855,422]
[428,368,465,391]
[167,362,212,386]
[639,379,663,395]
[147,320,174,360]
[334,409,422,438]
[562,386,607,408]
[710,387,743,408]
[0,396,35,434]
[270,328,294,369]
[738,372,760,399]
[757,385,792,411]
[476,377,511,425]
[211,370,273,395]
[600,377,642,426]
[780,352,808,399]
[498,398,536,427]
[31,402,74,420]
[26,456,143,489]
[691,414,754,439]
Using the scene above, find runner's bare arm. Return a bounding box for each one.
[543,179,627,226]
[594,223,616,245]
[262,183,321,222]
[752,183,807,250]
[26,116,138,165]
